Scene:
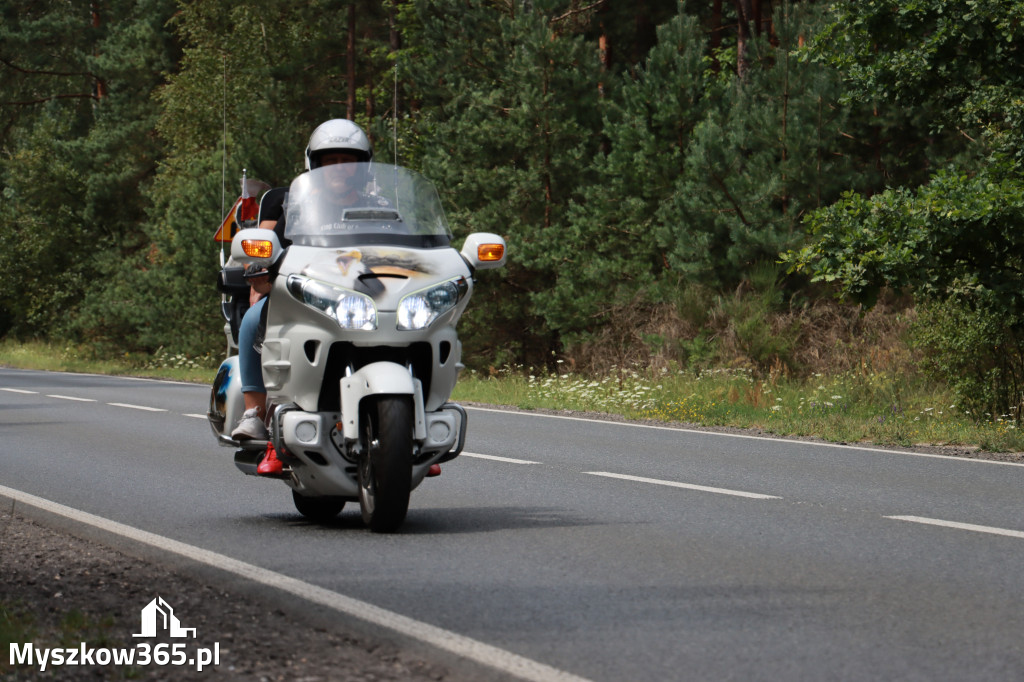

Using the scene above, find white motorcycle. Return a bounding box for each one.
[208,163,505,532]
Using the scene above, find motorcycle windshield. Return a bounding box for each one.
[283,164,452,248]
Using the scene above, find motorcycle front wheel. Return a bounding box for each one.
[358,395,413,533]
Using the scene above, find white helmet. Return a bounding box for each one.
[304,119,373,170]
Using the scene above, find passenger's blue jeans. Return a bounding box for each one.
[238,297,266,393]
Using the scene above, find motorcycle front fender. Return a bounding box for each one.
[339,361,425,442]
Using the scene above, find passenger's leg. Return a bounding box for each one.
[231,298,269,440]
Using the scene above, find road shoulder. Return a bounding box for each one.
[0,504,463,681]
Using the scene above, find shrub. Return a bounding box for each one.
[912,297,1024,422]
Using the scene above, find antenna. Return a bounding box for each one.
[220,56,228,267]
[392,56,399,165]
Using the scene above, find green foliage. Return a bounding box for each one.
[1,600,37,673]
[912,297,1024,421]
[2,0,1022,430]
[815,0,1024,159]
[720,265,800,369]
[402,0,605,367]
[526,3,851,350]
[0,0,177,340]
[82,0,400,356]
[0,0,862,368]
[73,150,228,357]
[553,11,708,341]
[786,0,1024,422]
[0,1,99,148]
[0,118,91,337]
[659,3,851,287]
[785,167,1024,308]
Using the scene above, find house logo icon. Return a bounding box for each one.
[133,597,197,639]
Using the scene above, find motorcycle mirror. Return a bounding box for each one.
[461,233,506,270]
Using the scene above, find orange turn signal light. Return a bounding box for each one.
[241,239,274,259]
[477,243,504,262]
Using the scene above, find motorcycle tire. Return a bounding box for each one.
[358,395,413,533]
[292,490,346,522]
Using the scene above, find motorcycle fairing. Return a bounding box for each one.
[296,246,441,301]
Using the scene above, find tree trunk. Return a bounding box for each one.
[710,0,723,73]
[598,28,609,99]
[90,2,107,99]
[733,0,753,80]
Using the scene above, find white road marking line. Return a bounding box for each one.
[0,485,593,682]
[5,387,194,416]
[6,373,1020,470]
[107,402,167,412]
[47,394,96,402]
[466,407,1024,468]
[885,515,1024,540]
[584,471,781,500]
[461,451,540,465]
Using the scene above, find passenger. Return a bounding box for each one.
[231,119,373,475]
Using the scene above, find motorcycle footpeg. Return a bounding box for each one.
[236,438,270,451]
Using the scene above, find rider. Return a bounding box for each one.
[231,119,373,475]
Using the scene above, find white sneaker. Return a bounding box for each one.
[231,408,268,440]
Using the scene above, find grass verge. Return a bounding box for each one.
[0,600,128,679]
[454,365,1024,453]
[2,340,1020,453]
[0,339,215,385]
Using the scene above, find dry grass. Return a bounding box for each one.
[566,286,917,380]
[456,286,1021,451]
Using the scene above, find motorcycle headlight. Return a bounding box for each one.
[287,275,377,330]
[397,279,466,330]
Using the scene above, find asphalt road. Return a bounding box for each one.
[2,367,1024,681]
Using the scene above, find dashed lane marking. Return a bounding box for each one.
[5,388,195,416]
[885,515,1024,540]
[106,402,167,412]
[461,452,540,465]
[584,471,781,500]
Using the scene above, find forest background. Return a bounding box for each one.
[1,0,1023,432]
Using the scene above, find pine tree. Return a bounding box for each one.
[89,0,395,355]
[557,2,850,351]
[657,2,848,289]
[400,0,605,366]
[554,11,709,342]
[0,0,178,340]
